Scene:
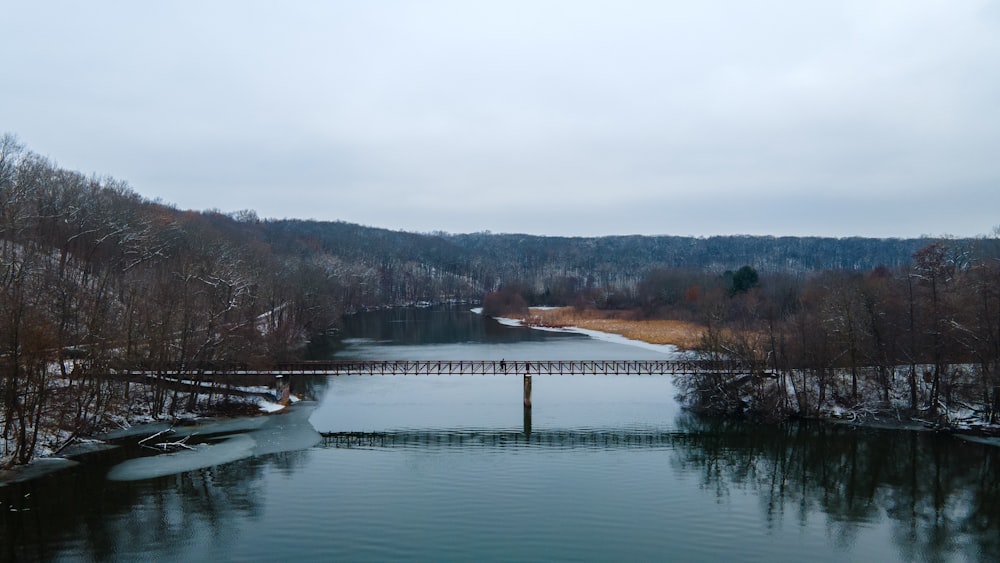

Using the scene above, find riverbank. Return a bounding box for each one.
[1,377,294,479]
[508,307,706,350]
[481,307,1000,442]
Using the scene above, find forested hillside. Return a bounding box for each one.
[441,232,932,305]
[259,223,940,310]
[0,135,355,463]
[0,133,990,463]
[0,133,972,369]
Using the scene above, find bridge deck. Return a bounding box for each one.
[121,359,730,377]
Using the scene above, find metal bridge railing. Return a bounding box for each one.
[117,359,739,376]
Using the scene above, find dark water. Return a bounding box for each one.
[2,306,999,561]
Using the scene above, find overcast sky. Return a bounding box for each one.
[2,1,998,238]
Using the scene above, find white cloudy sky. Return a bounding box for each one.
[2,1,998,237]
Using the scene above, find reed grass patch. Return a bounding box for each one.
[520,307,705,350]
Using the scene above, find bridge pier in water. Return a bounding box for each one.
[273,374,290,404]
[523,373,532,408]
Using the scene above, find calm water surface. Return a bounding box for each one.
[2,307,999,561]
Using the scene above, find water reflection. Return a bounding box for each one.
[5,411,999,561]
[667,415,1000,561]
[338,305,563,346]
[1,405,321,561]
[321,428,688,449]
[2,449,292,561]
[318,415,1000,561]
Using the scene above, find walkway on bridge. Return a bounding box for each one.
[122,359,729,377]
[277,359,706,376]
[117,358,755,409]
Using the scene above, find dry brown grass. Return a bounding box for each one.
[519,307,705,350]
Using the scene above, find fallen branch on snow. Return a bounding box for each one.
[138,428,174,446]
[140,433,195,451]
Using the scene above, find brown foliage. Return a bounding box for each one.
[482,288,529,318]
[516,307,706,350]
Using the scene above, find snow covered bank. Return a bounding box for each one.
[674,363,1000,441]
[528,323,680,356]
[1,371,301,480]
[473,307,680,356]
[105,402,321,481]
[475,309,1000,442]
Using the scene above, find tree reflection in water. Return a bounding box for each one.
[1,432,314,561]
[3,411,998,561]
[669,414,1000,561]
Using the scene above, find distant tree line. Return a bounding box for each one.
[261,220,946,313]
[445,231,935,303]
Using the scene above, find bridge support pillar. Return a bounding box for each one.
[274,374,290,405]
[523,373,532,408]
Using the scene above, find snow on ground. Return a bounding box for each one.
[472,308,679,356]
[104,402,321,481]
[530,324,679,356]
[256,398,287,413]
[106,434,257,481]
[493,317,525,328]
[2,372,299,478]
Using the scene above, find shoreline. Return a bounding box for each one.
[500,317,682,356]
[475,307,679,355]
[1,386,296,482]
[477,307,1000,444]
[487,306,705,352]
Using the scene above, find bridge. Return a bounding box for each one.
[121,359,732,377]
[118,358,756,408]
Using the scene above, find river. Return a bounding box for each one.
[2,306,999,561]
